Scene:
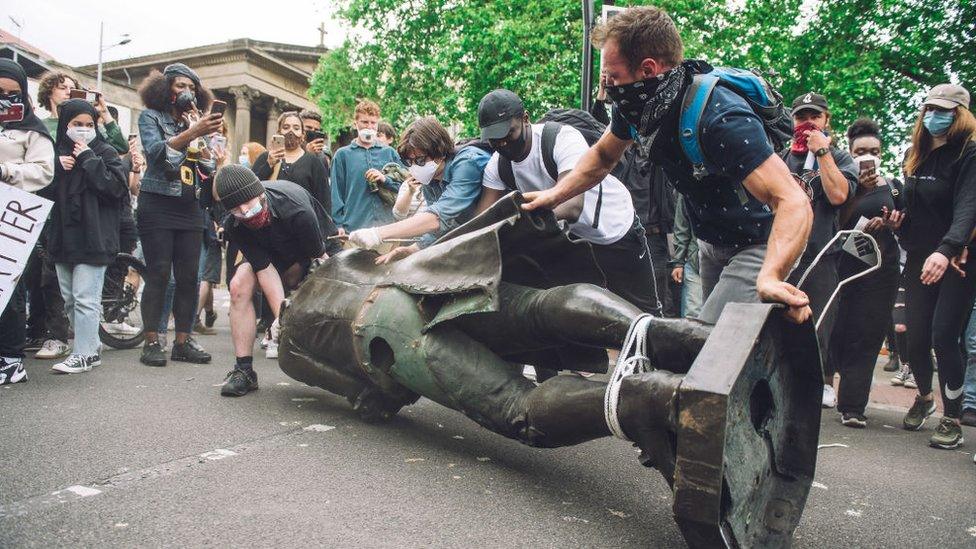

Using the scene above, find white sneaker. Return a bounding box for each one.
[891,364,911,386]
[35,339,70,360]
[903,372,917,389]
[822,384,837,408]
[103,321,141,336]
[265,341,279,359]
[51,354,94,374]
[0,357,27,385]
[259,335,270,350]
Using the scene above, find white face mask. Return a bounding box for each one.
[66,126,97,145]
[359,128,377,143]
[408,160,440,185]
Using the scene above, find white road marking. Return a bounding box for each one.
[303,424,335,432]
[199,449,237,461]
[812,482,828,490]
[64,485,102,498]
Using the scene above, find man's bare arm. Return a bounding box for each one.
[741,154,814,323]
[521,131,631,211]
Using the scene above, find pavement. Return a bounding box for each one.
[1,290,975,548]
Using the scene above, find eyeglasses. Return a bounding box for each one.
[402,155,430,167]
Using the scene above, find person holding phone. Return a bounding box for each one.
[823,118,904,428]
[46,99,128,374]
[37,71,129,154]
[0,59,55,386]
[780,92,858,409]
[894,84,976,450]
[251,111,330,212]
[330,99,402,232]
[135,63,221,368]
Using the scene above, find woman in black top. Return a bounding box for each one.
[892,84,976,449]
[251,111,330,210]
[135,64,223,367]
[46,99,128,373]
[827,119,903,427]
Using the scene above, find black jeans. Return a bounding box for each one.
[645,231,677,317]
[828,260,900,414]
[0,274,27,359]
[140,228,203,334]
[904,249,976,418]
[788,253,840,377]
[591,220,662,315]
[24,243,70,342]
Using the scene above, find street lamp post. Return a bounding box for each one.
[97,21,131,90]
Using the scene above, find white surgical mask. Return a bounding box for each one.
[359,128,376,143]
[66,126,97,145]
[408,160,440,185]
[236,201,262,219]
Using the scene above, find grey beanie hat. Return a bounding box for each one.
[163,63,201,87]
[215,165,265,209]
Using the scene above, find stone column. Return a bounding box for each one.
[265,99,283,146]
[230,86,258,156]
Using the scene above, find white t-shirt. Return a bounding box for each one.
[482,123,634,245]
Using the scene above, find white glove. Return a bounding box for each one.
[348,228,383,250]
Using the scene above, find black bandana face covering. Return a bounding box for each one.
[606,63,688,139]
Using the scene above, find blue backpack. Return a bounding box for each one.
[678,67,793,180]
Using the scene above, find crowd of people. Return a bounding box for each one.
[1,5,974,462]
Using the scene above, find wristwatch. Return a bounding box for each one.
[814,147,830,158]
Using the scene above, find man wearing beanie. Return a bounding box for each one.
[216,165,340,396]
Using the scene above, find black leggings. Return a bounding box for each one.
[904,249,976,418]
[140,228,203,334]
[828,261,900,414]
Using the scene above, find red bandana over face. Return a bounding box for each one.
[791,121,818,154]
[242,207,271,229]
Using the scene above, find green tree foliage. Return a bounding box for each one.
[310,0,974,160]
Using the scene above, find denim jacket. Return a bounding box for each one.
[138,108,214,196]
[417,145,490,248]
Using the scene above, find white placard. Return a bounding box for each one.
[0,185,53,314]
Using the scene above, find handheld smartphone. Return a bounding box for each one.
[271,134,285,150]
[69,88,100,104]
[0,103,25,123]
[859,158,876,175]
[210,100,227,117]
[305,129,326,142]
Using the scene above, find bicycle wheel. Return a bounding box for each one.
[100,253,146,349]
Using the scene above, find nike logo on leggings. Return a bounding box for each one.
[945,384,964,400]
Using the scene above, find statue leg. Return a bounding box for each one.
[453,282,712,373]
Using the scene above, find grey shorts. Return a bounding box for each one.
[696,240,767,324]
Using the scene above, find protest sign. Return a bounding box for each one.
[0,184,53,314]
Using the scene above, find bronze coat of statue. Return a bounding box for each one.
[279,193,823,548]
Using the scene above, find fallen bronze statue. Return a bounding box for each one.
[278,193,822,548]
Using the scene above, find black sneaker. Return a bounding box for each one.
[140,341,168,367]
[204,310,218,328]
[171,337,212,364]
[882,353,900,372]
[841,412,867,428]
[0,357,27,385]
[24,337,46,352]
[960,409,976,428]
[220,368,258,396]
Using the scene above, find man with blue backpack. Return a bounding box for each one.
[522,5,813,325]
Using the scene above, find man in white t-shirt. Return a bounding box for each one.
[475,89,660,314]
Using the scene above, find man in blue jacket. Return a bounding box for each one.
[330,99,401,232]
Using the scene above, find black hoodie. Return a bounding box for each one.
[46,99,127,265]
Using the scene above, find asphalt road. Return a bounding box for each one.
[1,298,974,548]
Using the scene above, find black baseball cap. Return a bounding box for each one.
[478,89,525,140]
[791,92,829,116]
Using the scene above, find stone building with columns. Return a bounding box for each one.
[78,38,326,156]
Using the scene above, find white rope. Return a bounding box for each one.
[604,314,656,441]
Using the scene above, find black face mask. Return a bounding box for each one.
[493,122,532,162]
[604,63,689,137]
[173,90,196,112]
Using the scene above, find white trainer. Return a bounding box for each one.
[35,339,70,360]
[0,358,27,385]
[822,384,837,409]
